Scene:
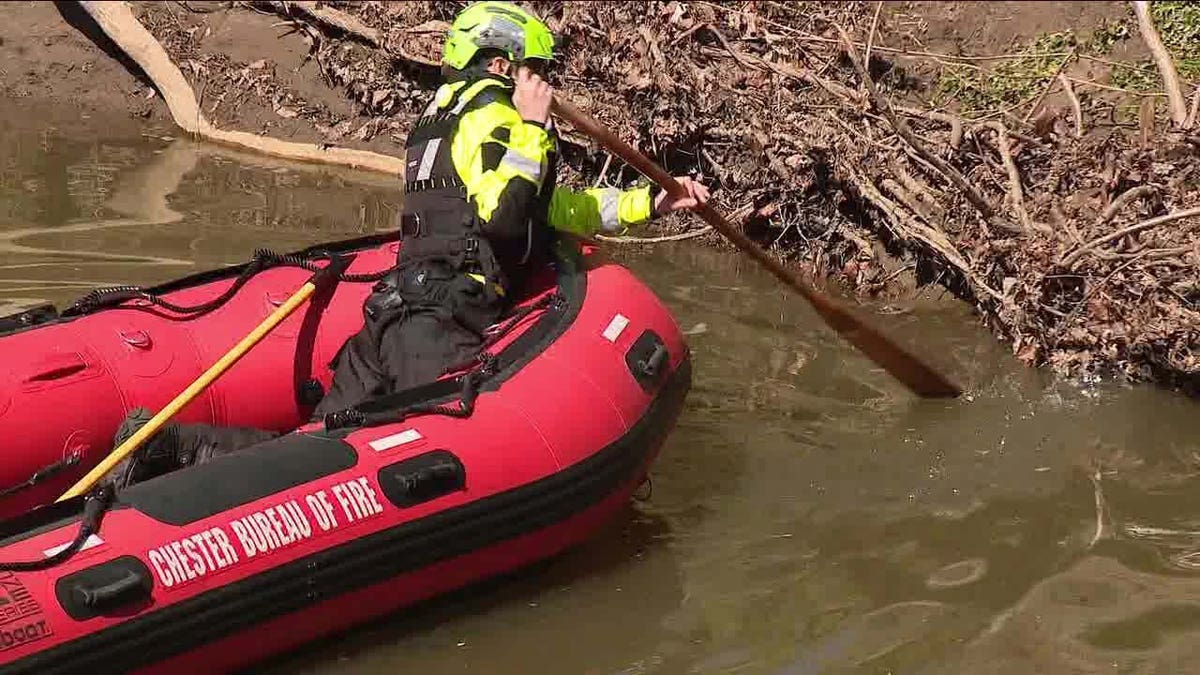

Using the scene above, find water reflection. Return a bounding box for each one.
[0,121,399,311]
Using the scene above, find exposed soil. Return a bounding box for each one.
[0,2,175,136]
[1,1,1196,394]
[895,2,1131,55]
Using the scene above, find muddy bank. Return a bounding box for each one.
[2,1,1196,394]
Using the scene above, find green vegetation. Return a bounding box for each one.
[934,32,1076,113]
[1086,19,1131,55]
[1150,0,1200,79]
[1110,61,1161,91]
[935,2,1198,114]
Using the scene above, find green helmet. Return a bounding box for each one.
[443,1,555,70]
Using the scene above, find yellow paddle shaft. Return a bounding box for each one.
[57,280,318,502]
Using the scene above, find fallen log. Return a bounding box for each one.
[256,1,381,47]
[77,1,405,176]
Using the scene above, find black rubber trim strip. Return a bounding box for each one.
[0,497,89,550]
[118,435,359,527]
[5,357,691,675]
[0,232,400,338]
[139,232,399,299]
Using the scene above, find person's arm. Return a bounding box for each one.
[547,173,712,236]
[546,184,653,237]
[451,70,710,239]
[451,99,553,240]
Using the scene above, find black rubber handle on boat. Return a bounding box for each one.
[638,343,670,379]
[74,570,146,610]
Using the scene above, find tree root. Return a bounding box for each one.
[844,166,1004,303]
[1132,0,1189,128]
[1099,185,1158,224]
[835,26,1016,234]
[984,122,1047,235]
[1061,206,1200,268]
[708,26,862,105]
[256,1,381,47]
[77,1,404,176]
[1059,72,1084,138]
[1188,85,1200,130]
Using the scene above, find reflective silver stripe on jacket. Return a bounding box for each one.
[415,138,442,181]
[597,188,621,232]
[500,150,542,182]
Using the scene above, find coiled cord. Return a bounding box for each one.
[64,248,396,318]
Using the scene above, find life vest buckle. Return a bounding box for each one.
[400,213,422,237]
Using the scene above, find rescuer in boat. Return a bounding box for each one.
[106,0,708,489]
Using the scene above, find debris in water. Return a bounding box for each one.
[925,558,989,589]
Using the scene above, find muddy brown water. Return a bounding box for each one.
[2,112,1199,674]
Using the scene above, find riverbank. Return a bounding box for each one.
[1,1,1196,394]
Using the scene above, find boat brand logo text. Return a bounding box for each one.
[146,476,386,589]
[0,573,51,652]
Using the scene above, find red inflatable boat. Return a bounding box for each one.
[0,234,690,673]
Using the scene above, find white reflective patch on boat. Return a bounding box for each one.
[602,314,630,342]
[368,429,423,452]
[43,534,103,558]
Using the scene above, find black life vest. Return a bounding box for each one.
[399,77,557,295]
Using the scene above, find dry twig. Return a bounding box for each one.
[598,226,714,244]
[985,122,1039,233]
[260,1,380,47]
[1059,72,1083,138]
[1132,0,1188,127]
[1099,185,1158,224]
[896,106,964,148]
[846,167,1004,302]
[1188,85,1200,130]
[600,202,756,244]
[1022,51,1074,125]
[864,1,882,68]
[881,177,932,222]
[836,26,1008,231]
[709,27,860,104]
[1089,468,1105,549]
[1062,206,1200,267]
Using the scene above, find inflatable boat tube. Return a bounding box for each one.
[0,235,690,673]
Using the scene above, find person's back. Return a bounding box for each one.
[104,1,709,490]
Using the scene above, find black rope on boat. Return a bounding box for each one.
[438,292,561,376]
[64,249,397,318]
[323,353,496,432]
[0,485,113,571]
[0,453,82,500]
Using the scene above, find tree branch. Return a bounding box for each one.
[1132,0,1188,127]
[835,26,1013,232]
[1061,206,1200,268]
[1059,72,1083,137]
[258,1,381,47]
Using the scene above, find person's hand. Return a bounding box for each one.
[513,65,552,125]
[654,176,711,215]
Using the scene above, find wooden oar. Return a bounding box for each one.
[552,98,962,398]
[57,254,350,501]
